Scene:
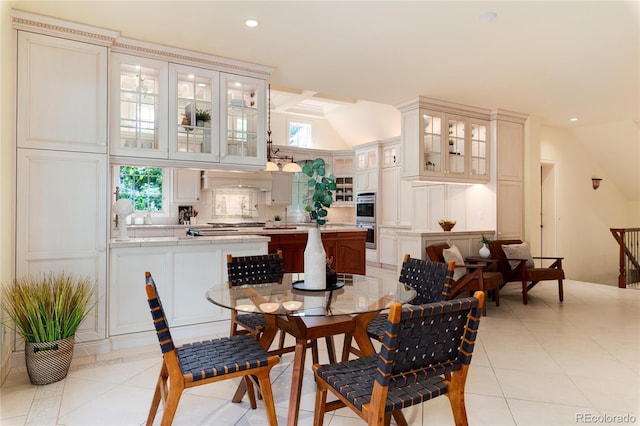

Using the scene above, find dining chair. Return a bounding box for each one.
[226,251,285,341]
[313,291,485,426]
[489,239,565,305]
[426,242,503,315]
[341,254,454,360]
[144,272,279,426]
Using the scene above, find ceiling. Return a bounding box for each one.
[9,1,640,199]
[11,1,638,129]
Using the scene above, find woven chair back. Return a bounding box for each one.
[398,256,452,304]
[377,296,482,388]
[226,251,284,286]
[145,272,175,354]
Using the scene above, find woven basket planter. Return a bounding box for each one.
[25,336,74,385]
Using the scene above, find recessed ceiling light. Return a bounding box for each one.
[245,19,259,28]
[570,117,579,122]
[479,11,498,22]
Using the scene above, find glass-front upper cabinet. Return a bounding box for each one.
[110,53,168,158]
[421,111,489,181]
[220,73,266,166]
[447,115,466,176]
[423,112,444,173]
[469,120,488,178]
[169,64,220,162]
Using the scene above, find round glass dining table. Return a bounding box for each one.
[205,272,416,317]
[205,272,416,426]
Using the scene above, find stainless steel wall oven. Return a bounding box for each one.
[356,192,376,249]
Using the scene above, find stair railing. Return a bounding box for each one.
[610,228,640,288]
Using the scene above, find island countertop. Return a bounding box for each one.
[111,226,365,248]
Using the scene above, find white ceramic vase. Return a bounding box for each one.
[479,243,490,258]
[304,227,327,289]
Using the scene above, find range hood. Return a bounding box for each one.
[203,170,272,191]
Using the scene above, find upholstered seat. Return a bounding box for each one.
[426,242,503,315]
[313,292,485,426]
[489,239,565,304]
[144,272,279,426]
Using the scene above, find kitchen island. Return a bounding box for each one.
[108,227,366,349]
[117,225,367,274]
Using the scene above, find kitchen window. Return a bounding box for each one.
[116,166,167,213]
[288,120,312,147]
[290,171,309,212]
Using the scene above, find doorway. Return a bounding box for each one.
[540,163,557,257]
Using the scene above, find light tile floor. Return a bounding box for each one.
[2,267,639,425]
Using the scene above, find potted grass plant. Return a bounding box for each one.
[1,272,95,385]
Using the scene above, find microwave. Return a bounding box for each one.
[356,192,375,222]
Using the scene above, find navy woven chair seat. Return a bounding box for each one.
[145,272,279,426]
[315,356,449,412]
[177,336,271,381]
[234,312,267,332]
[315,293,485,426]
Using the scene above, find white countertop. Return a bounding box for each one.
[110,234,270,248]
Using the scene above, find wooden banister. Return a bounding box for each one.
[610,228,640,288]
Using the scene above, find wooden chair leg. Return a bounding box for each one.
[324,336,336,363]
[558,279,564,302]
[244,376,257,409]
[522,279,528,305]
[146,361,168,426]
[341,333,353,361]
[313,382,328,426]
[446,366,469,426]
[311,339,320,364]
[160,382,184,426]
[257,373,278,426]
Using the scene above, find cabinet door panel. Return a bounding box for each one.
[171,246,223,326]
[497,180,523,239]
[16,149,108,341]
[109,248,170,335]
[18,32,107,152]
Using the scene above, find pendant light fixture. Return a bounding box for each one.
[265,84,302,172]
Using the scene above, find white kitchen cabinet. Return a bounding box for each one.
[331,153,355,205]
[492,112,527,239]
[355,143,380,192]
[173,168,201,202]
[378,226,398,267]
[219,73,266,167]
[268,172,293,205]
[496,180,523,240]
[381,164,413,227]
[17,32,108,153]
[109,240,267,336]
[16,149,108,342]
[495,119,524,181]
[382,142,400,168]
[169,63,220,162]
[110,53,169,159]
[397,97,490,183]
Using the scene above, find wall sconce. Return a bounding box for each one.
[592,177,602,190]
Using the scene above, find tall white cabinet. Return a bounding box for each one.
[16,32,109,342]
[492,111,527,240]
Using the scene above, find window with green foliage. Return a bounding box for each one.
[118,166,164,212]
[290,170,310,212]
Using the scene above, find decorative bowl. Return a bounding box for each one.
[438,220,456,231]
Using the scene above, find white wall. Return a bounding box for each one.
[539,126,630,285]
[1,1,17,381]
[270,110,352,150]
